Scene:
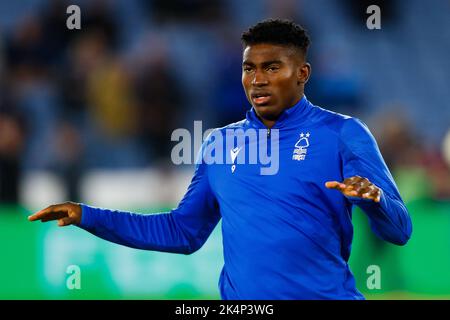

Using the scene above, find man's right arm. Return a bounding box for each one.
[78,158,221,254]
[29,139,221,255]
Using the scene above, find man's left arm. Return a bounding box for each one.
[326,118,412,245]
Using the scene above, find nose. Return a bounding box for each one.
[252,70,268,86]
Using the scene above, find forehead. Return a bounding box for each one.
[242,43,297,63]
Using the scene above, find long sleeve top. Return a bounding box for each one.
[78,95,412,299]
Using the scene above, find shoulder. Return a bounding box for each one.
[202,118,247,144]
[218,119,248,131]
[310,104,371,137]
[205,119,247,139]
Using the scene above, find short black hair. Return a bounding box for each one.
[241,19,311,58]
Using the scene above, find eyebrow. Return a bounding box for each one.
[242,60,283,67]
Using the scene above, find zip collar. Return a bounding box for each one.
[245,95,312,130]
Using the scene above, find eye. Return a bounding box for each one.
[243,66,253,73]
[267,66,280,72]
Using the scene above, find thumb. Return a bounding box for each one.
[57,217,73,227]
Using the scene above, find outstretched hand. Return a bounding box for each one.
[28,202,82,226]
[325,176,381,203]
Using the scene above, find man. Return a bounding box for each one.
[29,19,412,299]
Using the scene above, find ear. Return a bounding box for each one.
[297,62,311,85]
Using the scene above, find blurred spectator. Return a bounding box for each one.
[85,41,137,140]
[370,109,431,202]
[3,12,60,172]
[58,32,93,121]
[5,14,52,71]
[58,30,112,119]
[72,31,144,168]
[132,46,184,163]
[39,0,76,67]
[371,109,422,169]
[421,149,450,201]
[211,28,249,127]
[82,0,119,50]
[0,107,26,203]
[371,108,450,201]
[52,121,84,202]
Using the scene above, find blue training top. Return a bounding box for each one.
[78,95,412,299]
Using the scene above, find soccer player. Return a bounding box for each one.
[28,19,412,299]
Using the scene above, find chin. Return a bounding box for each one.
[254,105,280,121]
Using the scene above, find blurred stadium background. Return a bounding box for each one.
[0,0,449,299]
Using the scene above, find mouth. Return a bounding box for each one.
[251,92,272,106]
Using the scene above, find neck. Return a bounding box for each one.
[258,94,304,128]
[260,118,276,129]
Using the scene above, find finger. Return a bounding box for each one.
[342,177,364,193]
[362,192,372,199]
[357,179,372,193]
[350,179,367,190]
[325,181,338,189]
[342,189,358,197]
[345,182,374,199]
[40,211,68,222]
[28,206,53,221]
[325,181,346,190]
[343,176,363,186]
[361,193,377,201]
[28,204,66,221]
[374,193,381,203]
[341,186,358,197]
[362,189,381,202]
[361,192,379,202]
[344,177,373,196]
[350,185,369,196]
